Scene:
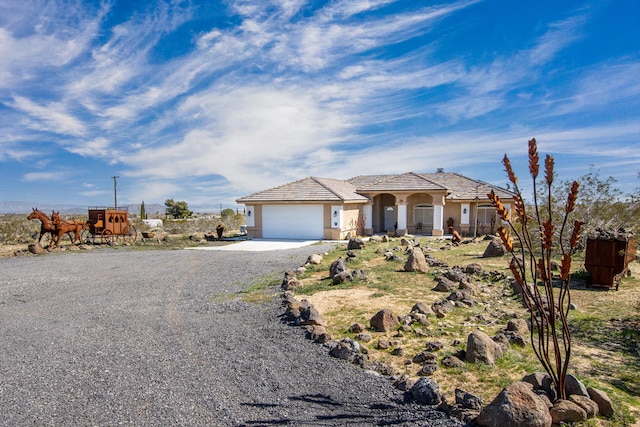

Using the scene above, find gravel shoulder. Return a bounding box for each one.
[0,246,463,426]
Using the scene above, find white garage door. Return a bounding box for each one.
[262,205,324,239]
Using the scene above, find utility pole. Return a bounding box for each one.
[112,175,119,209]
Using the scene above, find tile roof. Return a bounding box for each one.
[350,172,449,192]
[236,177,368,203]
[237,172,515,203]
[420,172,515,200]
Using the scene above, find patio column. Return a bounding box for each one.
[396,202,407,236]
[432,203,444,236]
[363,203,373,235]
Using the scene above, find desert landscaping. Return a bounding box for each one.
[1,212,638,426]
[278,235,639,426]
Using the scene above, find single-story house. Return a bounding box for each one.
[236,170,516,240]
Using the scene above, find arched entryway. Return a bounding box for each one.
[372,194,396,233]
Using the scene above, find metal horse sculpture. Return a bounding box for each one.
[51,212,85,248]
[27,208,60,247]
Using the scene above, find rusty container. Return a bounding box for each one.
[584,237,636,290]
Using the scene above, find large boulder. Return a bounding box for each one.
[281,270,300,291]
[307,253,323,265]
[455,388,483,410]
[476,381,552,427]
[482,238,505,258]
[329,257,347,278]
[300,306,326,326]
[347,237,366,250]
[332,270,353,285]
[564,374,589,398]
[411,301,433,316]
[404,247,428,273]
[410,378,441,405]
[370,309,400,332]
[550,399,587,424]
[466,331,502,365]
[506,319,529,336]
[587,387,614,417]
[433,276,457,292]
[568,394,599,418]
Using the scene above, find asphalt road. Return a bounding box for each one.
[0,246,463,426]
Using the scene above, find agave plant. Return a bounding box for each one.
[488,138,584,400]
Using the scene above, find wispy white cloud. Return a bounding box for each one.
[1,0,638,206]
[10,96,86,136]
[23,171,69,182]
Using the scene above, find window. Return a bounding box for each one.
[414,205,433,226]
[476,204,495,225]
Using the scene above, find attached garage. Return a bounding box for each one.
[262,205,324,239]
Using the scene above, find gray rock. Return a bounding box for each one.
[568,394,599,418]
[347,237,366,250]
[434,276,457,292]
[329,341,353,360]
[411,301,433,315]
[281,270,300,291]
[506,319,529,336]
[300,306,326,326]
[370,309,400,332]
[418,363,438,376]
[464,263,483,274]
[587,387,614,417]
[349,323,366,333]
[28,242,44,254]
[332,270,353,285]
[424,341,444,352]
[329,257,347,278]
[466,330,501,365]
[455,388,483,410]
[476,381,552,427]
[355,333,373,343]
[307,253,323,265]
[410,378,441,405]
[482,238,505,258]
[431,300,455,317]
[550,399,587,424]
[404,247,428,273]
[412,350,438,364]
[564,374,589,398]
[441,355,465,369]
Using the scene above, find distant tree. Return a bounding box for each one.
[554,166,638,240]
[140,201,146,220]
[165,199,192,219]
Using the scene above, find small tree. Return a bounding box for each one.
[165,199,192,219]
[220,208,242,230]
[140,201,146,220]
[487,138,584,401]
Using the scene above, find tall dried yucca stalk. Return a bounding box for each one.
[488,138,584,400]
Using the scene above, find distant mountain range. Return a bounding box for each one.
[0,201,166,215]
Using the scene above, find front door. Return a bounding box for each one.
[384,206,396,231]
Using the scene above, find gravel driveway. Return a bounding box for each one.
[0,246,463,426]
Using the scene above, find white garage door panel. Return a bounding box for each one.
[262,205,324,239]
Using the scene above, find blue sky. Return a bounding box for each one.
[1,0,638,212]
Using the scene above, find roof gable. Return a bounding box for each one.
[350,172,449,192]
[236,177,367,203]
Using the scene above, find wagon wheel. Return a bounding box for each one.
[80,228,93,245]
[122,225,137,244]
[101,229,115,244]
